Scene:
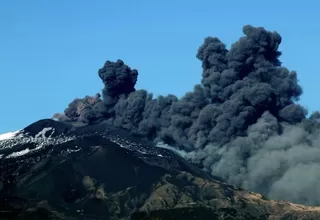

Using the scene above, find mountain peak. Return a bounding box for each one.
[1,119,320,219]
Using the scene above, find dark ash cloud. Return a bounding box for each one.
[54,25,320,205]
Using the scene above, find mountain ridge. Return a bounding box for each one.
[1,119,320,219]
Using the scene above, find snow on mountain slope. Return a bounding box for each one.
[0,130,21,141]
[0,124,77,160]
[0,119,175,161]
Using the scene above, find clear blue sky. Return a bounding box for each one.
[0,0,319,134]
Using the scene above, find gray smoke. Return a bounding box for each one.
[55,25,320,205]
[185,112,320,205]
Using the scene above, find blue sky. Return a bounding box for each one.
[0,0,319,134]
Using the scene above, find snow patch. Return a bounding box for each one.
[0,130,21,141]
[156,141,195,158]
[137,150,147,154]
[35,127,55,139]
[0,126,76,159]
[6,144,44,158]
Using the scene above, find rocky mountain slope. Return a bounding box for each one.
[0,119,320,220]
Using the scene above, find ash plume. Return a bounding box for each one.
[55,25,320,205]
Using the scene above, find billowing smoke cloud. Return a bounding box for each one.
[54,93,103,123]
[55,25,320,205]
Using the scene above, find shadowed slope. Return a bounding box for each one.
[1,119,320,219]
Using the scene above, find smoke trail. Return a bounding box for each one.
[56,25,320,205]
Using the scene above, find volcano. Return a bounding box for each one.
[0,119,320,220]
[2,24,320,219]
